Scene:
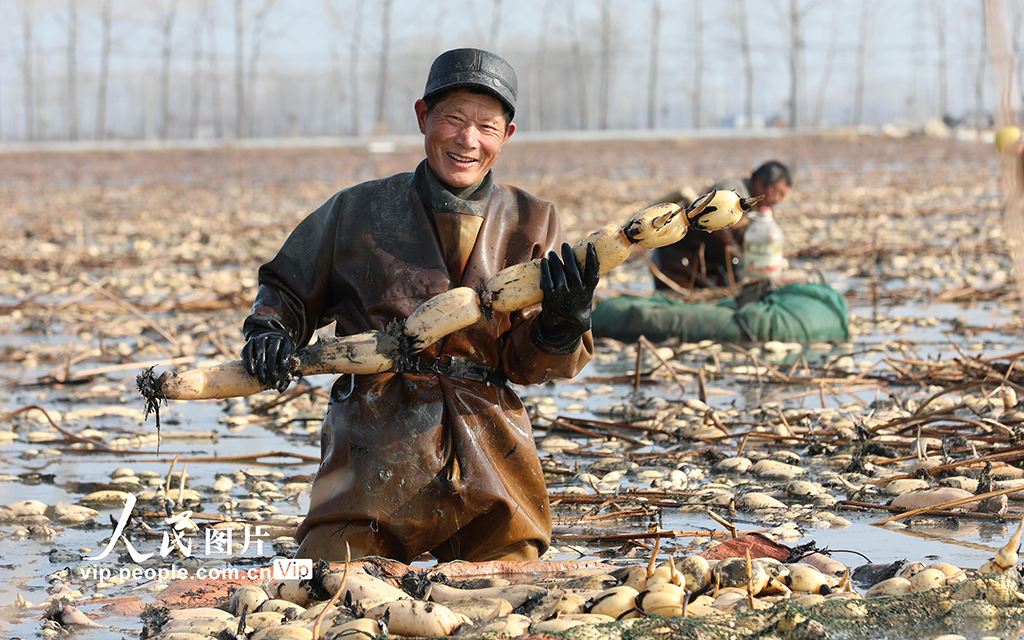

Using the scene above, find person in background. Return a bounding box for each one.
[240,48,598,564]
[651,161,792,291]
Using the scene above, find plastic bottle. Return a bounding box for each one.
[743,207,784,282]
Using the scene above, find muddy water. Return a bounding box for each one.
[1,138,1021,638]
[3,282,1024,639]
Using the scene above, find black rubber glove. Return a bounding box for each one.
[532,242,600,355]
[241,314,294,392]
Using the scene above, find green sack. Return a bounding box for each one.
[591,283,849,344]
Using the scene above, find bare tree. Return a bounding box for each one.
[972,1,988,126]
[374,0,393,135]
[233,0,275,138]
[489,0,503,50]
[910,0,925,121]
[784,0,805,128]
[66,0,79,140]
[245,0,276,137]
[19,0,35,140]
[1011,0,1023,122]
[692,0,703,128]
[852,0,879,126]
[930,0,948,118]
[985,0,1016,126]
[324,0,364,136]
[37,40,49,139]
[351,0,364,135]
[325,6,343,136]
[778,0,829,128]
[646,0,661,129]
[207,8,224,138]
[598,0,612,129]
[732,0,754,128]
[565,0,589,129]
[812,0,840,127]
[235,0,245,137]
[96,0,112,140]
[159,0,179,139]
[189,1,210,138]
[430,1,445,53]
[534,0,557,130]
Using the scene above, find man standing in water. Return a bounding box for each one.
[240,49,599,563]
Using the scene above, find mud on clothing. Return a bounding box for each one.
[248,160,593,562]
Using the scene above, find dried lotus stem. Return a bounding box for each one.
[312,543,350,639]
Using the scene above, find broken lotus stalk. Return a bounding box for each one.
[146,189,761,401]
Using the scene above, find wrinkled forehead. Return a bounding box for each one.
[431,89,509,124]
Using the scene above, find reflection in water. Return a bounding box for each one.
[878,519,1012,555]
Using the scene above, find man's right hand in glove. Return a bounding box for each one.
[532,242,600,355]
[241,314,294,392]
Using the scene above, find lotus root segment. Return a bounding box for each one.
[573,225,632,274]
[404,287,484,349]
[623,202,686,248]
[160,331,391,400]
[488,224,634,313]
[688,189,765,232]
[485,260,544,313]
[159,361,267,401]
[297,332,394,377]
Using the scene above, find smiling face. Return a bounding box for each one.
[415,89,515,190]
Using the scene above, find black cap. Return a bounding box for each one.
[423,48,517,120]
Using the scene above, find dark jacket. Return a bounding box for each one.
[652,177,751,289]
[248,160,592,561]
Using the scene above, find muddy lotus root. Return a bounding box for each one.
[145,189,761,401]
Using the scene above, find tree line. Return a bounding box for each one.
[2,0,1022,142]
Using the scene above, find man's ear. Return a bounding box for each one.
[415,99,428,134]
[503,121,516,143]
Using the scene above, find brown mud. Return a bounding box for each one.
[2,134,1023,640]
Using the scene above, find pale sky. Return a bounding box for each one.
[0,0,1021,139]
